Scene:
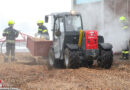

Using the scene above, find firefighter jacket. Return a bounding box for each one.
[38,25,48,35]
[121,21,128,30]
[3,27,19,43]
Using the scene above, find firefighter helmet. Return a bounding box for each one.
[120,16,126,21]
[8,20,15,25]
[37,20,43,24]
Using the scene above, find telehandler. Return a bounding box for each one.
[45,11,113,69]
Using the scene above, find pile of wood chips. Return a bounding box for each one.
[31,37,47,41]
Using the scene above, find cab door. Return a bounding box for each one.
[53,17,65,59]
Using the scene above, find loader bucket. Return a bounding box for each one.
[27,36,52,57]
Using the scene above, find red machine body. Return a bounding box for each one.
[85,30,98,50]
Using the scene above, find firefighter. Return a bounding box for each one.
[35,20,49,40]
[120,16,129,60]
[2,20,19,62]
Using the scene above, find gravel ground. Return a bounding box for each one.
[0,53,130,90]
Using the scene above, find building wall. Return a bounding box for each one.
[104,0,128,18]
[72,0,130,30]
[104,0,130,29]
[74,0,101,4]
[72,0,103,31]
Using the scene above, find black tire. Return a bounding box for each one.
[64,48,72,68]
[98,50,113,69]
[48,48,56,69]
[97,58,102,67]
[82,60,93,68]
[88,60,93,67]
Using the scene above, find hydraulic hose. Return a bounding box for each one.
[0,31,32,59]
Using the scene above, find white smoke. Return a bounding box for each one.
[74,3,102,31]
[99,5,130,53]
[99,19,130,52]
[74,1,130,53]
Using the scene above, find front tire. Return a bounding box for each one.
[48,48,56,69]
[88,60,93,67]
[64,48,72,68]
[82,60,93,68]
[98,50,113,69]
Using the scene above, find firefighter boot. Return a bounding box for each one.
[4,56,8,63]
[121,53,125,60]
[126,54,129,60]
[11,56,15,62]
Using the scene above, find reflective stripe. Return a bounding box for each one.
[38,29,43,31]
[122,51,129,54]
[3,32,9,34]
[123,26,128,30]
[125,51,129,54]
[6,40,15,43]
[38,29,47,33]
[42,29,47,33]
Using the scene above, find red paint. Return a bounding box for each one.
[0,80,3,88]
[85,30,98,50]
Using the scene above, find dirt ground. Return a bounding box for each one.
[0,53,130,90]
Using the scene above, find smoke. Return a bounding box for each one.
[99,19,130,52]
[99,4,130,53]
[74,3,102,30]
[74,1,130,53]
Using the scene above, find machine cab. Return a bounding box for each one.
[45,12,83,59]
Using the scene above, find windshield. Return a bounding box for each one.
[65,15,82,31]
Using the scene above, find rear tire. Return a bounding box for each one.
[98,50,113,69]
[88,60,93,67]
[48,48,56,69]
[82,60,93,68]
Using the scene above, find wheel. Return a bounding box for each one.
[48,48,56,69]
[98,50,113,69]
[88,60,93,67]
[64,48,72,68]
[82,60,93,68]
[97,58,102,67]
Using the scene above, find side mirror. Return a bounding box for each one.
[55,30,61,36]
[45,16,48,23]
[98,36,104,43]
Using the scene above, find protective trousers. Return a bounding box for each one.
[4,43,15,62]
[122,48,129,60]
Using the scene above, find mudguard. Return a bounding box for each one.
[99,43,113,50]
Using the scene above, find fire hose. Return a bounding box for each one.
[0,40,6,57]
[0,31,32,59]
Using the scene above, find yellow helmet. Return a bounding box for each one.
[8,20,15,25]
[37,20,43,24]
